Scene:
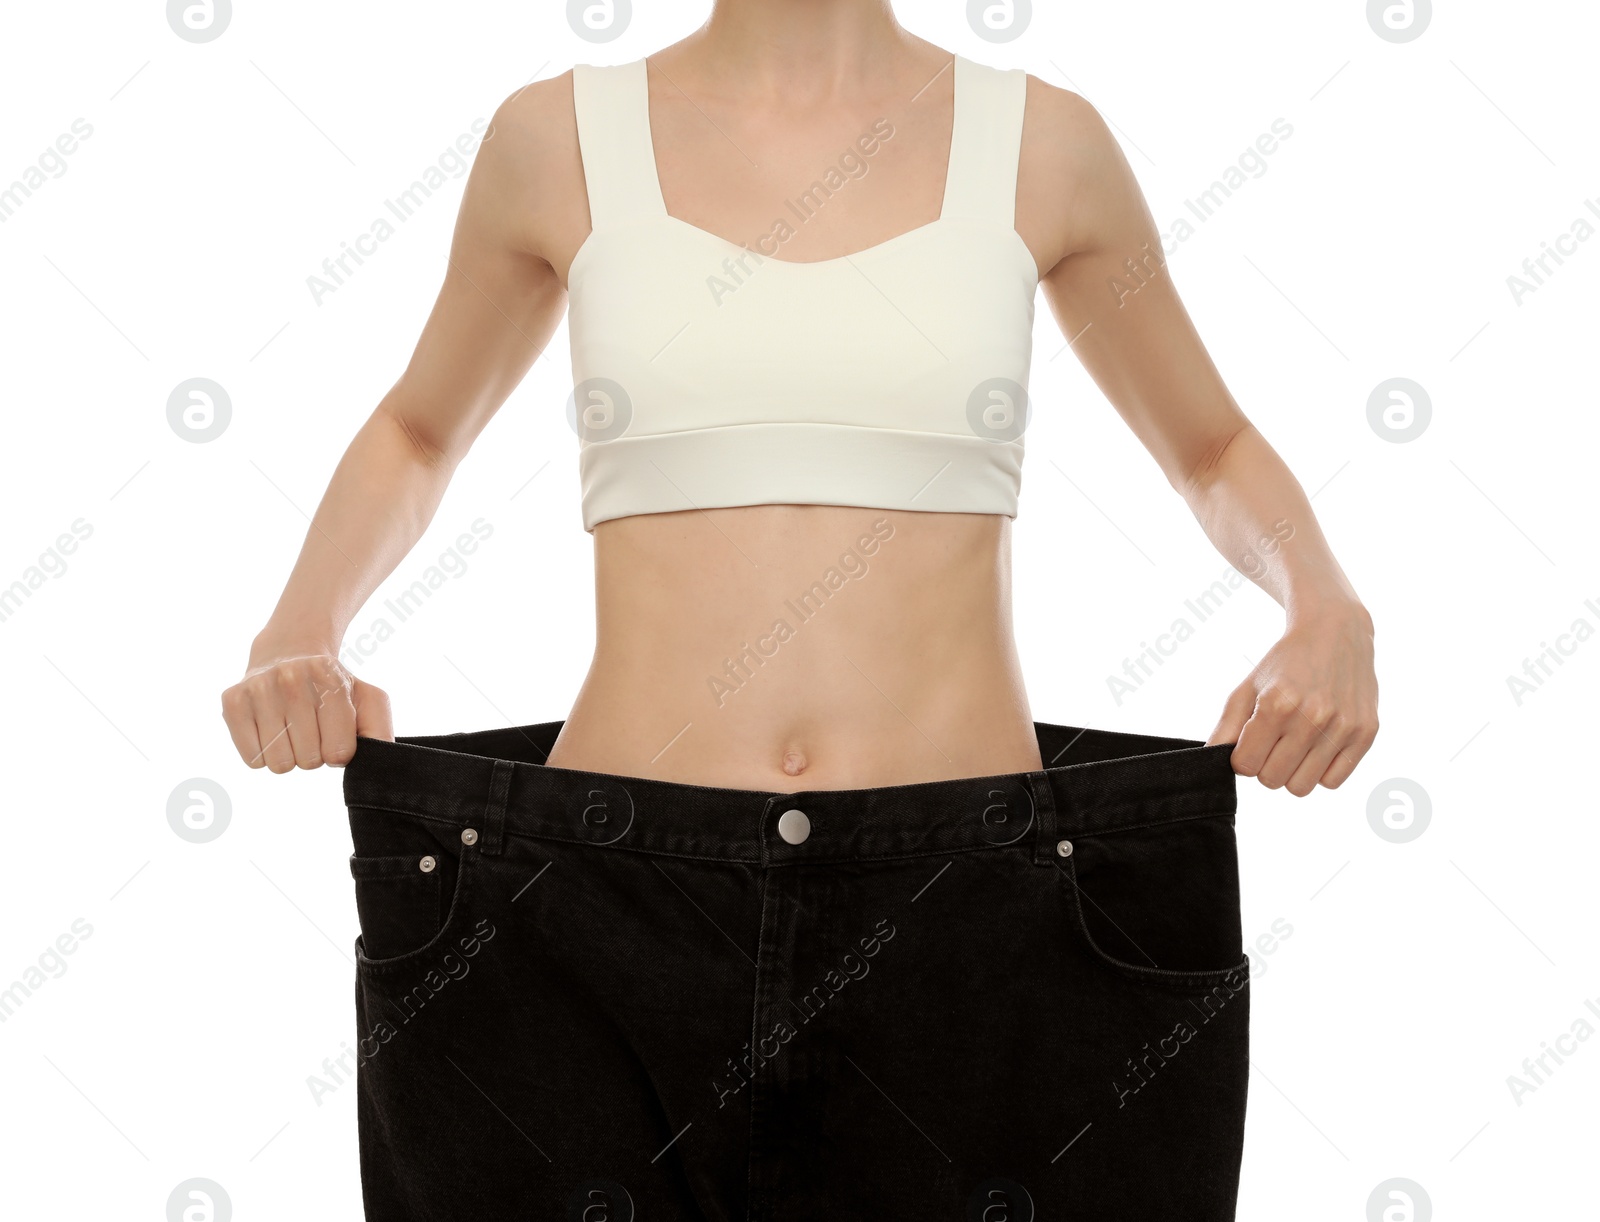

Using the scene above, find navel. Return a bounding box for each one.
[781,750,807,777]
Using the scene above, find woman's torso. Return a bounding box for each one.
[560,505,1039,789]
[530,39,1069,788]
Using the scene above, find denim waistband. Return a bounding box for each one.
[341,721,1237,866]
[342,721,1240,865]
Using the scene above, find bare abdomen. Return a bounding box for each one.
[547,505,1041,789]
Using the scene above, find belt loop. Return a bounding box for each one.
[1030,770,1060,866]
[757,794,778,869]
[482,759,514,857]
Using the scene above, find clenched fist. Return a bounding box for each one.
[1208,601,1378,796]
[221,650,392,772]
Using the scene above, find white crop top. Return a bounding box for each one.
[567,55,1038,532]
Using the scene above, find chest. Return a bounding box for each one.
[646,85,956,267]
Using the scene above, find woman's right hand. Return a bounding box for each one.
[221,648,393,772]
[214,85,567,775]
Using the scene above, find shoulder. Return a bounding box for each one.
[485,70,578,146]
[1024,74,1126,204]
[479,71,580,186]
[464,71,587,260]
[1020,75,1119,170]
[1017,74,1143,265]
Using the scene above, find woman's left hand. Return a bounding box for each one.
[1208,601,1379,795]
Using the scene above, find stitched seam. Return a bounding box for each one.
[577,421,1028,445]
[355,847,479,977]
[1058,855,1249,991]
[746,862,772,1219]
[347,803,1035,865]
[1064,807,1236,840]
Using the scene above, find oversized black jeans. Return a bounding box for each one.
[342,721,1250,1220]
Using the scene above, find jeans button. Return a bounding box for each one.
[461,827,479,846]
[1056,839,1073,858]
[777,809,811,845]
[419,855,438,873]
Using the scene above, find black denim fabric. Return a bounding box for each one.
[342,721,1250,1221]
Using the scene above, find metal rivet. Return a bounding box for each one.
[461,827,479,846]
[419,855,438,873]
[1056,839,1073,858]
[777,808,811,845]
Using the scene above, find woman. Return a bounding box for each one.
[222,5,1377,1219]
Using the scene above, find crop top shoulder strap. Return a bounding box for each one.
[939,55,1027,226]
[564,56,1038,533]
[571,59,668,228]
[571,55,1024,229]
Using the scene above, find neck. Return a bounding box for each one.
[682,0,912,100]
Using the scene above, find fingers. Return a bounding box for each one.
[252,711,299,773]
[221,654,381,772]
[1232,684,1381,796]
[1316,716,1379,790]
[352,678,395,743]
[1256,710,1326,793]
[220,686,265,769]
[1229,686,1296,779]
[281,676,327,770]
[1284,732,1344,797]
[1207,679,1257,748]
[312,668,358,767]
[1233,687,1330,789]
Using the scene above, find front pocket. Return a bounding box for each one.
[350,854,444,960]
[347,805,479,972]
[1056,812,1248,991]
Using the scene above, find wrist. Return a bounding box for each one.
[249,622,342,669]
[1285,590,1372,635]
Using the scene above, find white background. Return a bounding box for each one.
[1,1,1594,1218]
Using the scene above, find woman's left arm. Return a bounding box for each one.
[1025,81,1378,795]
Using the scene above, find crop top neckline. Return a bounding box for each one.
[570,53,1009,275]
[565,54,1038,533]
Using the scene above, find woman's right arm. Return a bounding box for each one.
[222,77,578,772]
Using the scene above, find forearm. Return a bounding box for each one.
[249,405,456,663]
[1181,424,1370,630]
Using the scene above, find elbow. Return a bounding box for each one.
[379,404,454,473]
[1175,422,1252,501]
